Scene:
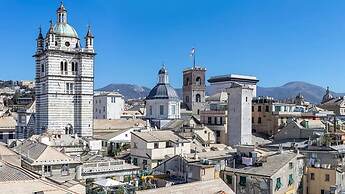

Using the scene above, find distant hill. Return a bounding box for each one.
[97,81,344,104]
[97,84,151,100]
[257,81,344,104]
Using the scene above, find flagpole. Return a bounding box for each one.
[193,48,196,69]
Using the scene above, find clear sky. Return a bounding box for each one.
[1,0,345,91]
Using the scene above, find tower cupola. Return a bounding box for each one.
[57,2,67,23]
[158,66,169,84]
[85,25,94,49]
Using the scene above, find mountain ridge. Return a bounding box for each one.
[97,81,344,103]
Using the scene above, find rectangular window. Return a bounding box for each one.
[252,106,254,112]
[149,106,153,115]
[321,189,325,194]
[208,117,212,124]
[239,176,246,186]
[154,142,159,149]
[288,174,294,186]
[160,105,164,115]
[66,83,74,94]
[133,158,138,165]
[258,106,262,112]
[258,117,262,124]
[310,173,315,180]
[0,133,3,139]
[143,159,147,165]
[61,164,69,176]
[8,133,14,139]
[265,105,269,112]
[44,165,52,176]
[216,131,220,137]
[220,117,223,125]
[171,105,176,115]
[325,174,330,182]
[226,175,232,185]
[275,177,282,191]
[289,162,293,169]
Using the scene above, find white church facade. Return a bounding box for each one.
[34,3,95,137]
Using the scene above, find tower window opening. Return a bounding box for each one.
[196,77,201,85]
[196,94,201,102]
[60,61,64,74]
[64,61,68,74]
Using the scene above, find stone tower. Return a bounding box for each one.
[34,3,95,137]
[182,67,206,115]
[227,83,253,146]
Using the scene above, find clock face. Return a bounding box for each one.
[65,42,70,47]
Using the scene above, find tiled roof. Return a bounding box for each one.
[225,151,299,177]
[136,178,234,194]
[132,130,189,143]
[96,128,132,141]
[0,144,17,156]
[93,119,145,131]
[14,140,79,165]
[0,162,33,182]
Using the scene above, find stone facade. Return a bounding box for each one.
[227,83,253,146]
[182,67,206,115]
[34,3,95,137]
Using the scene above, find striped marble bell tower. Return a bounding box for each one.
[34,3,95,137]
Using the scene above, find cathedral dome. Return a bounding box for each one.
[146,84,179,100]
[54,23,78,38]
[322,86,333,103]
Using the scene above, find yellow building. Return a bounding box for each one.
[304,166,345,194]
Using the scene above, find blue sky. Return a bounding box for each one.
[1,0,345,91]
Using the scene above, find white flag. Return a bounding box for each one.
[190,48,195,57]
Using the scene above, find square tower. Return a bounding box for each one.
[227,83,253,146]
[182,67,206,115]
[34,3,95,137]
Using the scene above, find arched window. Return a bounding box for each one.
[185,78,190,86]
[64,61,68,74]
[60,61,64,74]
[75,62,78,72]
[71,62,75,72]
[196,77,201,85]
[196,94,201,102]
